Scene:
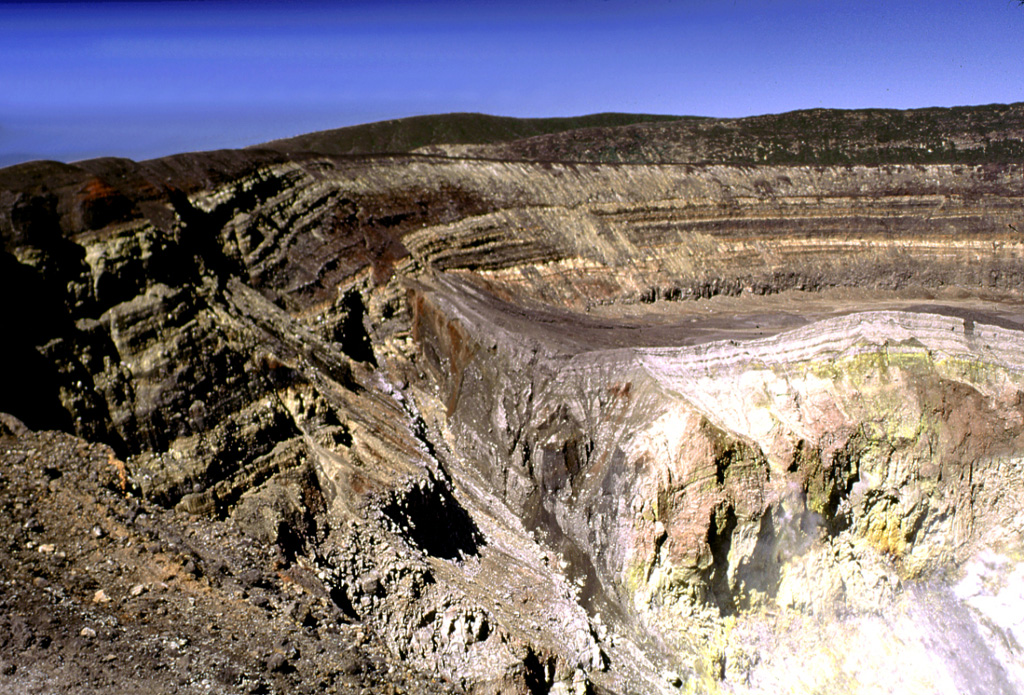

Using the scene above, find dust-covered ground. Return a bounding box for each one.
[0,416,446,695]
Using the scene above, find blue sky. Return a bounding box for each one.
[2,0,1023,165]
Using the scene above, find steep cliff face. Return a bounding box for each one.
[2,108,1023,694]
[412,277,1024,693]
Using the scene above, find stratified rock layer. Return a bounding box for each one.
[2,110,1024,694]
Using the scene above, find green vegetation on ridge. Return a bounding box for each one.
[255,102,1024,166]
[254,112,689,156]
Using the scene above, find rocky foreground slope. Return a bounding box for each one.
[2,106,1024,694]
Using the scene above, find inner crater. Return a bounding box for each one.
[407,268,1024,693]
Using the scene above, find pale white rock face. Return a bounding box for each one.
[731,538,1024,695]
[406,282,1024,691]
[487,312,1024,693]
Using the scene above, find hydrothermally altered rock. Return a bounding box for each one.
[1,106,1024,694]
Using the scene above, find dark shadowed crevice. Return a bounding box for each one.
[0,253,74,432]
[381,476,484,560]
[707,504,738,616]
[522,649,554,695]
[166,188,248,285]
[819,430,867,535]
[336,289,377,366]
[328,585,359,621]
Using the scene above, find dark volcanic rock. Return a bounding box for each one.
[2,104,1024,694]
